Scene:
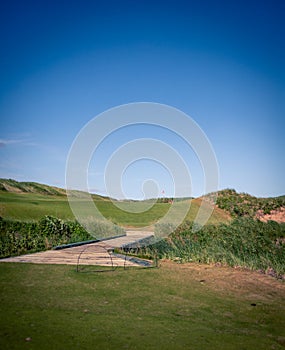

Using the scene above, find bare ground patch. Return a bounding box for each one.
[160,260,285,303]
[256,207,285,224]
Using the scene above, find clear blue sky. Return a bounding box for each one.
[0,0,284,198]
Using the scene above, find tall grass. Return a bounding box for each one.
[141,218,285,278]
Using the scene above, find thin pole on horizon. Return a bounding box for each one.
[162,189,165,203]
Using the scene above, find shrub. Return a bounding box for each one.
[0,216,92,258]
[0,216,127,258]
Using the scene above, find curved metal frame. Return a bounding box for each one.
[76,244,117,273]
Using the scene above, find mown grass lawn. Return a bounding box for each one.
[0,191,231,227]
[0,261,284,350]
[0,192,74,221]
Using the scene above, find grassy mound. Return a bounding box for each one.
[0,178,66,196]
[204,189,285,219]
[0,190,231,227]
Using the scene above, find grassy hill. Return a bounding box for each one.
[0,179,231,226]
[203,188,285,222]
[0,178,108,201]
[0,178,66,196]
[1,179,284,226]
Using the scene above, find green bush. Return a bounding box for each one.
[0,216,93,258]
[0,216,127,258]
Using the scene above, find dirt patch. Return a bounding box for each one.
[160,260,285,303]
[256,207,285,224]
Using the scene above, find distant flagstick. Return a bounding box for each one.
[161,189,173,204]
[162,189,166,203]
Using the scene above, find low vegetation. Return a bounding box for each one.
[141,218,285,278]
[0,216,92,258]
[0,216,124,258]
[205,188,285,218]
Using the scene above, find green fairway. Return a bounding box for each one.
[95,200,171,226]
[0,192,74,220]
[0,262,284,350]
[0,191,231,227]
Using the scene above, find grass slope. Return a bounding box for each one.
[0,184,231,227]
[0,192,74,220]
[0,178,66,196]
[204,189,285,219]
[0,262,284,350]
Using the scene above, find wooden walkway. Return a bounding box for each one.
[0,230,154,268]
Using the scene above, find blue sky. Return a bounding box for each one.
[0,0,284,198]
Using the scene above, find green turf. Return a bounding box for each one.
[0,191,231,227]
[95,200,170,226]
[0,192,74,220]
[0,262,284,350]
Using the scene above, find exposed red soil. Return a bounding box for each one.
[256,207,285,224]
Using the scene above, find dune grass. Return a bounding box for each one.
[148,218,285,278]
[0,261,284,350]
